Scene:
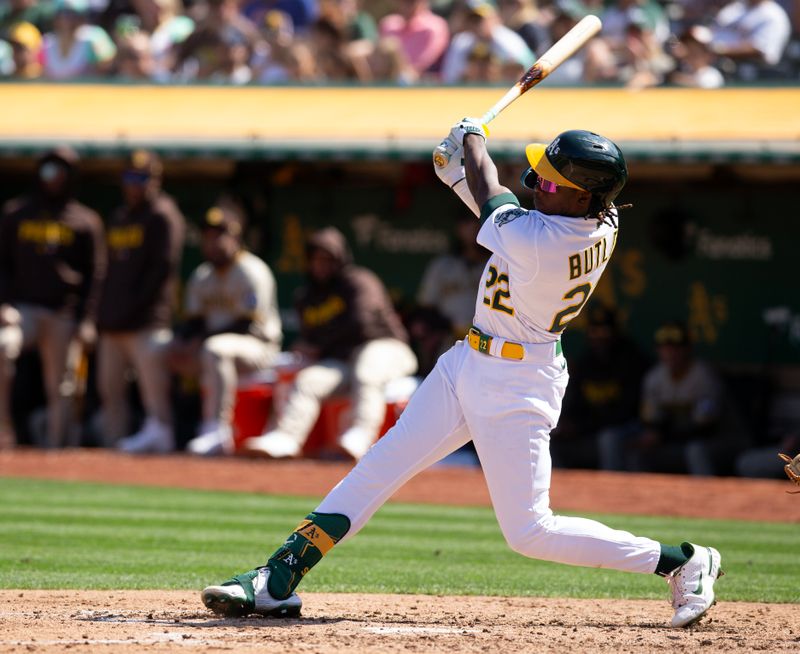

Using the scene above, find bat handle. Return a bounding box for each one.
[433,114,496,169]
[480,109,497,126]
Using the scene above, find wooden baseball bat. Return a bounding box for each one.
[434,14,602,168]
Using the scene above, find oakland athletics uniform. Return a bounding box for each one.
[313,195,661,572]
[201,127,722,629]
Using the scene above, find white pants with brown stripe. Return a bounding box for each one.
[316,339,662,574]
[97,328,173,445]
[0,304,82,448]
[200,334,279,425]
[274,337,418,450]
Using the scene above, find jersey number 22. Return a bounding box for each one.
[483,265,514,316]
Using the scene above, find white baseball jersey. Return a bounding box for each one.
[315,190,661,579]
[185,250,282,344]
[474,193,618,344]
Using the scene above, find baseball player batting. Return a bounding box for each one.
[200,122,723,628]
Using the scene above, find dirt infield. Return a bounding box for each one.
[1,448,798,652]
[1,591,798,653]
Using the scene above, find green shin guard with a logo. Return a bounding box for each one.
[266,512,351,599]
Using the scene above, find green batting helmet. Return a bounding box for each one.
[522,130,628,213]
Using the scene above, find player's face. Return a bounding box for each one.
[201,227,239,268]
[307,248,339,283]
[657,343,691,374]
[532,175,592,217]
[38,161,69,197]
[121,170,155,207]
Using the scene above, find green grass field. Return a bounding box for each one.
[0,477,797,603]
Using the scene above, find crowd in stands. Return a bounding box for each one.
[1,0,799,86]
[0,146,795,482]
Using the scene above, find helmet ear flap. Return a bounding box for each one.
[521,167,537,190]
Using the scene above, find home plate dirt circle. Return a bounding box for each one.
[0,590,797,653]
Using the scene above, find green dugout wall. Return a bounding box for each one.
[0,157,795,370]
[1,84,799,371]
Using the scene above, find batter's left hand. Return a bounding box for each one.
[448,117,488,147]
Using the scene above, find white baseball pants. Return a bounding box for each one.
[200,333,278,424]
[316,340,661,574]
[275,338,418,448]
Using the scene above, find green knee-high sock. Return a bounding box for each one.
[266,512,351,599]
[655,542,694,576]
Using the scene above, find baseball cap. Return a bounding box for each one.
[466,0,496,18]
[54,0,90,15]
[467,41,496,63]
[202,206,243,236]
[7,22,42,51]
[654,322,690,347]
[123,149,162,184]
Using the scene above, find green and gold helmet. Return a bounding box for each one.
[521,129,628,215]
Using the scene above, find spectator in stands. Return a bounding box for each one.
[601,0,671,48]
[251,8,297,81]
[550,304,650,470]
[96,1,154,34]
[113,30,156,78]
[319,0,377,43]
[148,0,195,81]
[5,21,44,79]
[256,36,319,82]
[580,1,672,86]
[459,39,504,81]
[95,151,185,453]
[0,147,106,449]
[668,0,729,33]
[0,0,55,34]
[417,212,488,338]
[175,0,262,78]
[709,0,791,78]
[666,24,725,88]
[242,0,320,33]
[541,9,596,83]
[440,0,535,83]
[307,17,358,79]
[378,0,450,77]
[497,0,550,56]
[166,206,282,456]
[245,226,418,461]
[318,0,386,81]
[619,15,674,88]
[42,0,117,80]
[352,35,418,83]
[174,24,254,82]
[599,321,726,476]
